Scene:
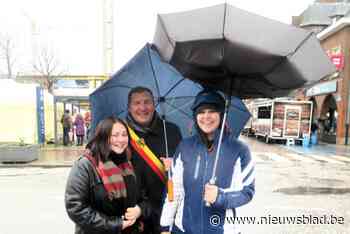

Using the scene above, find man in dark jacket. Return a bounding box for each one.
[126,87,182,234]
[61,110,72,146]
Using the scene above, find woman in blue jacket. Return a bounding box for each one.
[160,90,255,234]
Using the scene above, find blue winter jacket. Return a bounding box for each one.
[160,131,255,234]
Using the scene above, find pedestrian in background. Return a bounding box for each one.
[160,90,255,234]
[74,113,85,146]
[84,111,92,140]
[65,117,151,234]
[61,110,72,146]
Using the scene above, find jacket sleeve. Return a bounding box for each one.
[65,158,123,233]
[213,144,255,209]
[136,182,152,219]
[160,146,185,232]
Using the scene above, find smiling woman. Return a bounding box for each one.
[65,117,151,234]
[160,90,255,234]
[109,121,129,154]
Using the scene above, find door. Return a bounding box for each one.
[283,105,301,138]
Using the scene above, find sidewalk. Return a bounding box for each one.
[282,141,350,157]
[1,139,350,167]
[0,145,84,168]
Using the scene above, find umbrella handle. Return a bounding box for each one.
[167,178,174,202]
[205,178,216,207]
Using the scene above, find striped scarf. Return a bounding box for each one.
[84,150,135,200]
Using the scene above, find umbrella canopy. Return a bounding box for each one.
[90,44,250,138]
[153,3,336,98]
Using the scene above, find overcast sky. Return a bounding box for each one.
[0,0,315,76]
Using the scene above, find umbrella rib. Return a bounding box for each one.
[163,96,197,100]
[240,83,273,99]
[146,45,162,99]
[164,101,193,119]
[222,3,227,39]
[115,109,127,117]
[287,32,314,58]
[261,32,314,84]
[162,78,190,97]
[158,15,175,49]
[90,84,134,94]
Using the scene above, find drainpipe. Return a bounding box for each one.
[346,94,350,145]
[346,73,350,145]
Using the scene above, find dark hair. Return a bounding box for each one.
[86,117,130,163]
[192,89,225,114]
[127,86,154,107]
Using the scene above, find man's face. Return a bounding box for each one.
[128,91,155,127]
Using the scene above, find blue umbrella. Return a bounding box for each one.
[90,43,251,140]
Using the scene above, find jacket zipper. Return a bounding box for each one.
[201,149,209,234]
[194,154,201,180]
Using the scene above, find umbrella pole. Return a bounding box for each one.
[161,115,174,202]
[205,98,229,206]
[206,79,233,206]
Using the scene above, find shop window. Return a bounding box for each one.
[257,106,271,119]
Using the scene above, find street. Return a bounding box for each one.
[0,137,349,234]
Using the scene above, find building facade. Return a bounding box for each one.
[294,1,350,144]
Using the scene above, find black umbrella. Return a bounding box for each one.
[153,3,336,98]
[153,4,336,205]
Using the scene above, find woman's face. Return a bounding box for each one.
[109,122,129,154]
[196,108,221,139]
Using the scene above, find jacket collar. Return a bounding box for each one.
[126,112,162,135]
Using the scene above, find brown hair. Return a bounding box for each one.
[86,117,130,162]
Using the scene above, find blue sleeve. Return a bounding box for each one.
[213,144,255,209]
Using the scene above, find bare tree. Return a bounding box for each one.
[0,34,17,79]
[32,46,67,92]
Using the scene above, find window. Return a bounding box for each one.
[257,106,271,119]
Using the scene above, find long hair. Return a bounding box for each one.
[86,117,130,163]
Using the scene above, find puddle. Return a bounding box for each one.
[304,177,345,184]
[274,186,350,195]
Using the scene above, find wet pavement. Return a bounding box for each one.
[0,145,84,167]
[283,142,350,157]
[0,136,349,233]
[1,135,350,167]
[33,145,84,166]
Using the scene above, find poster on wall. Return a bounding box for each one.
[36,87,45,144]
[326,46,344,71]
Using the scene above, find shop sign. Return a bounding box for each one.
[330,54,344,70]
[306,80,337,97]
[326,46,344,71]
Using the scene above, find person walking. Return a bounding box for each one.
[74,113,85,146]
[61,110,72,146]
[84,111,92,140]
[65,117,151,234]
[126,86,182,234]
[160,90,255,234]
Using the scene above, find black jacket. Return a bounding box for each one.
[65,157,151,234]
[127,114,182,233]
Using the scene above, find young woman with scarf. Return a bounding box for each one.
[65,117,151,234]
[160,90,255,234]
